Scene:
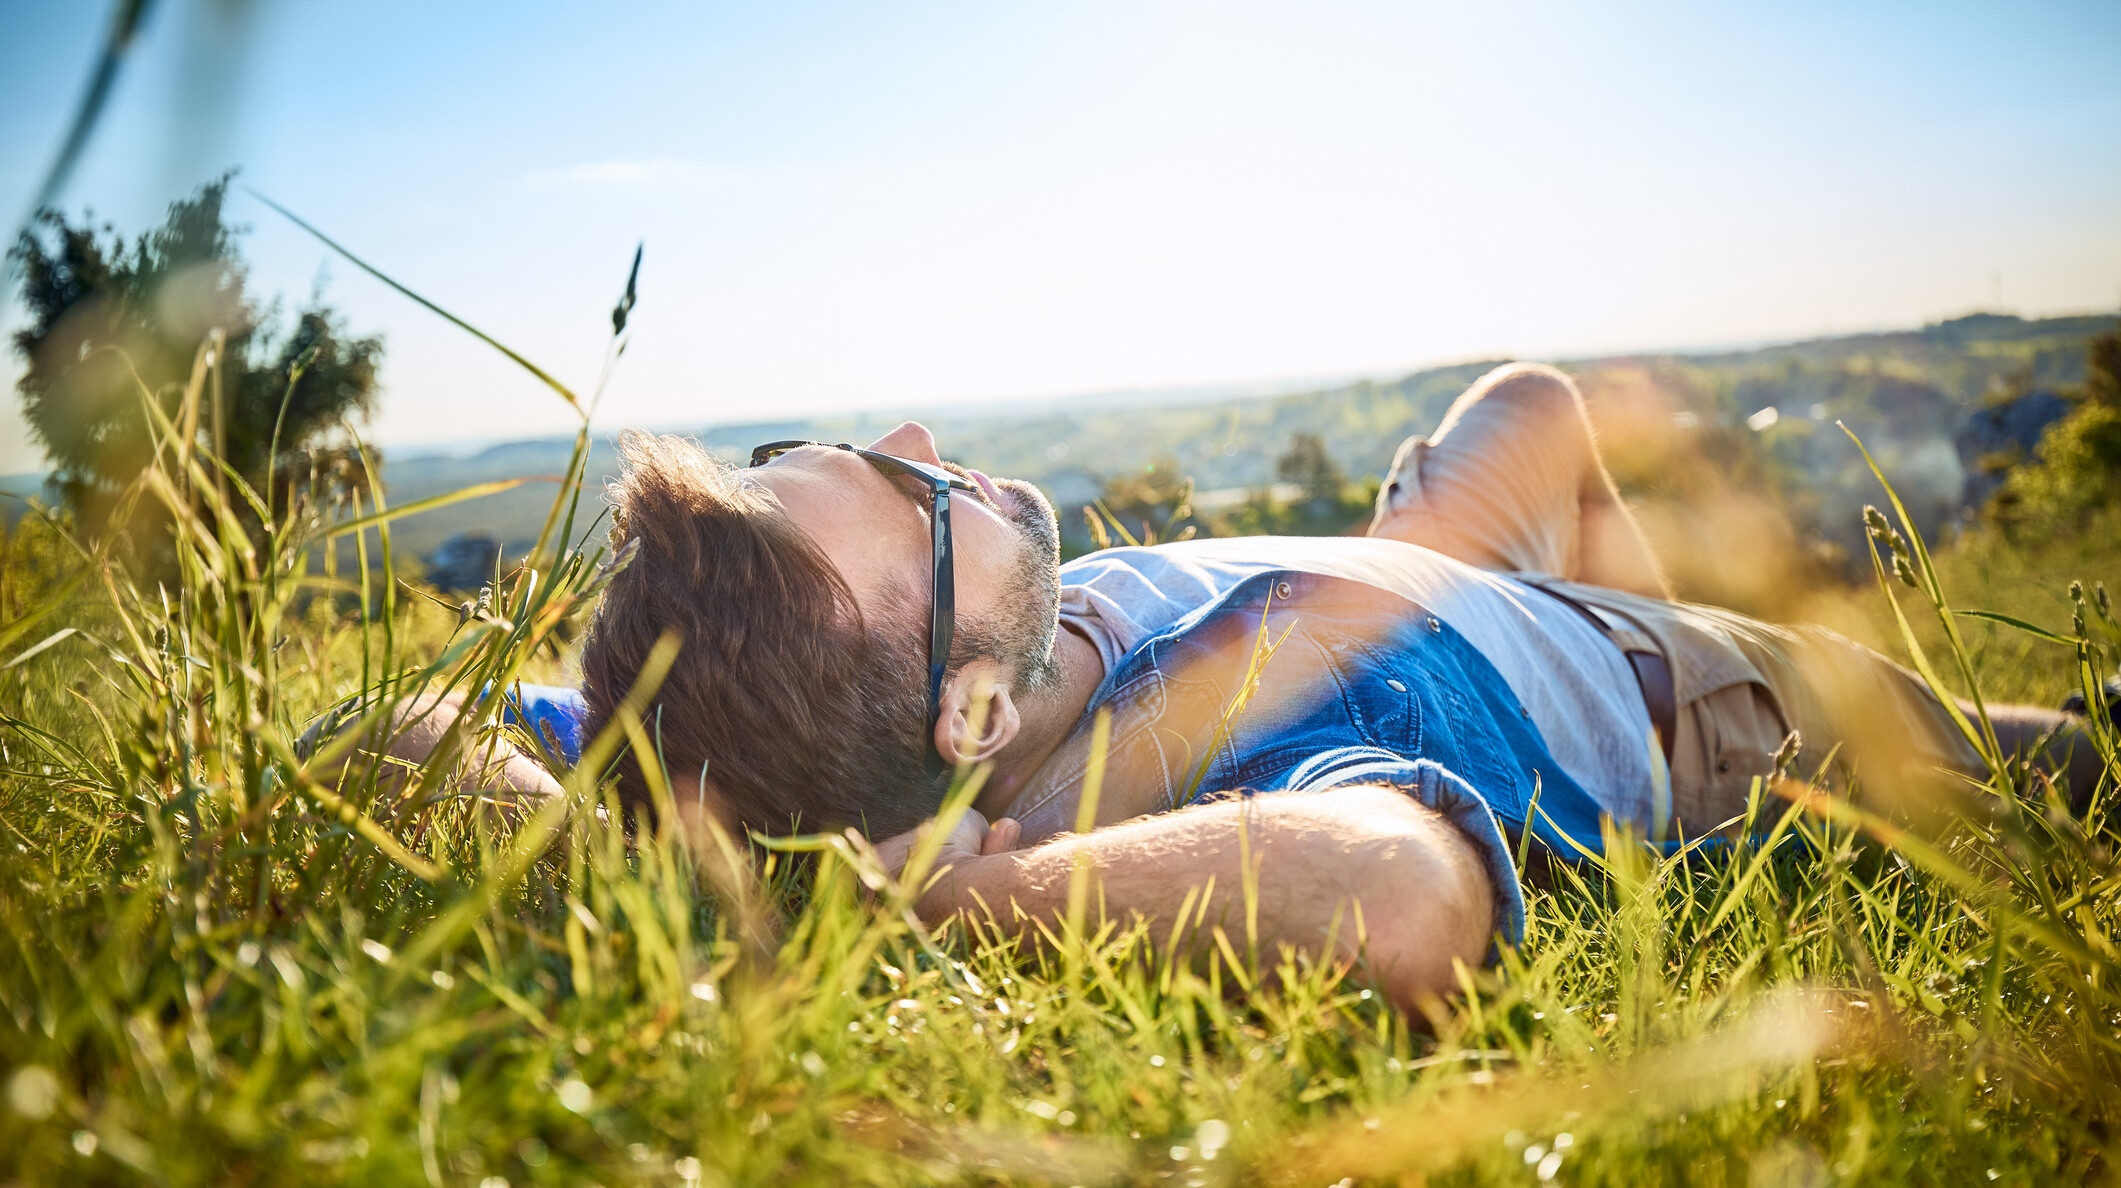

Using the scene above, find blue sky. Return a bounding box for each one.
[4,0,2119,475]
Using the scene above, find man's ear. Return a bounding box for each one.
[934,661,1022,765]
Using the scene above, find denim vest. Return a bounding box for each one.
[1006,570,1628,948]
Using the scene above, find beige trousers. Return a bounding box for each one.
[1366,363,1982,834]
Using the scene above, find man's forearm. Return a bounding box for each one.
[921,785,1496,1010]
[310,691,561,799]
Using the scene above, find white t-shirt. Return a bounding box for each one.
[1058,536,1666,829]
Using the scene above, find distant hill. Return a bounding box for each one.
[14,311,2112,597]
[371,311,2117,580]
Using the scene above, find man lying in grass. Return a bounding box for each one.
[371,363,2106,1014]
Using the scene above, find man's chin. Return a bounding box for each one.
[993,475,1056,527]
[991,474,1065,690]
[946,460,1055,537]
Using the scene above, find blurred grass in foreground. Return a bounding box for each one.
[0,269,2117,1185]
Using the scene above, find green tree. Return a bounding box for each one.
[1990,328,2121,533]
[1209,433,1376,538]
[9,177,382,545]
[1275,431,1345,504]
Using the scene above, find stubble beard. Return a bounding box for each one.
[943,467,1064,695]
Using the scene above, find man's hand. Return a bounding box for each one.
[871,810,1023,882]
[305,690,562,801]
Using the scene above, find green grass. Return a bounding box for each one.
[2,283,2119,1185]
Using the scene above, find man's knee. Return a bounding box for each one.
[1432,362,1600,474]
[1459,362,1588,424]
[1371,360,1599,548]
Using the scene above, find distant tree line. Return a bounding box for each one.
[1082,432,1377,554]
[1071,325,2120,588]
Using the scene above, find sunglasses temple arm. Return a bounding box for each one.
[928,487,954,723]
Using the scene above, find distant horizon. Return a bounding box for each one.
[6,302,2111,483]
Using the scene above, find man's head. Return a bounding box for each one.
[578,422,1062,836]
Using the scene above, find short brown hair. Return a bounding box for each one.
[577,431,939,835]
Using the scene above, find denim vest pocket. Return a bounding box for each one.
[1322,633,1423,755]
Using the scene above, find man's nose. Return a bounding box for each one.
[867,421,944,466]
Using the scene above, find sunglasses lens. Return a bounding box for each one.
[747,441,968,492]
[749,441,805,467]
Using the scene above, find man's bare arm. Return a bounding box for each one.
[902,785,1497,1013]
[306,691,562,800]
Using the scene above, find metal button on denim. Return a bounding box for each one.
[1386,679,1407,693]
[1275,580,1293,599]
[1425,615,1442,633]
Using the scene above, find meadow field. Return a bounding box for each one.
[1,297,2117,1188]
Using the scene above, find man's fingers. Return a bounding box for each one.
[874,811,1004,881]
[981,817,1021,855]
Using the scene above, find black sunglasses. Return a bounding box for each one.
[748,441,976,736]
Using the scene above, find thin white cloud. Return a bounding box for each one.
[523,157,697,187]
